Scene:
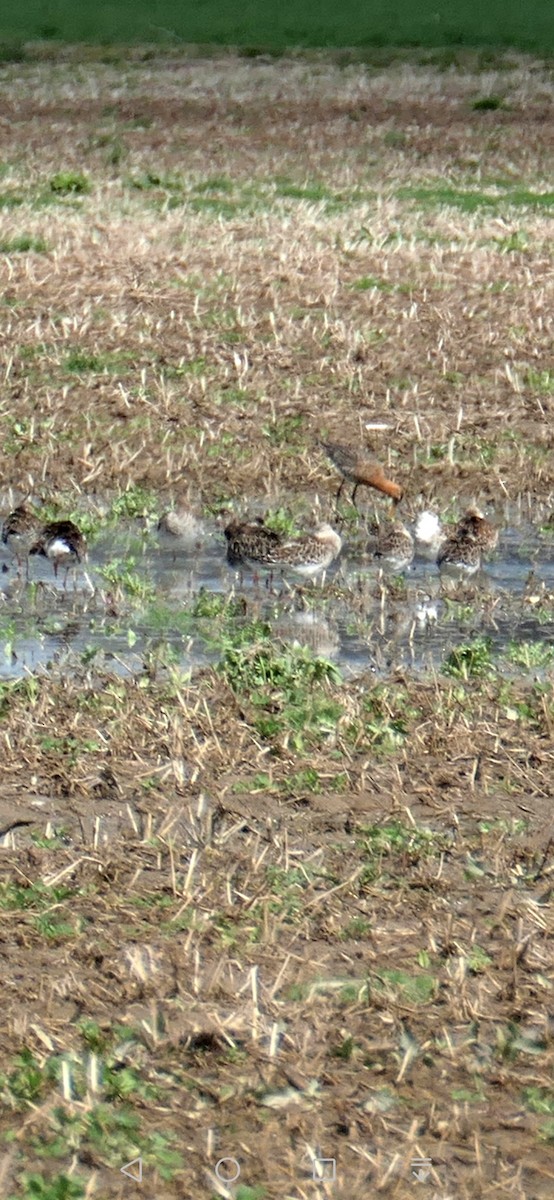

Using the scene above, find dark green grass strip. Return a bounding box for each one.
[1,1,554,53]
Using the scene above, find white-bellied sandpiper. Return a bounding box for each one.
[266,522,342,582]
[30,519,91,590]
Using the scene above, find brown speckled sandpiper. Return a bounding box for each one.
[455,506,498,554]
[415,507,498,573]
[371,520,414,572]
[224,518,282,572]
[2,503,40,574]
[437,532,482,576]
[157,505,204,557]
[266,523,342,581]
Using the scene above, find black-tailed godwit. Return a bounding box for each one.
[320,441,403,507]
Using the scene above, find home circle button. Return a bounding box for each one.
[215,1157,241,1183]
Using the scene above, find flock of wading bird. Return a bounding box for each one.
[1,441,499,592]
[221,442,498,583]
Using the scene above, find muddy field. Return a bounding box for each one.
[0,49,553,1200]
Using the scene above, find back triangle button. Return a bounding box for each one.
[120,1157,142,1182]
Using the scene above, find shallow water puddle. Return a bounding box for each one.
[0,521,552,681]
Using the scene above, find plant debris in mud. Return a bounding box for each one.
[0,662,552,1196]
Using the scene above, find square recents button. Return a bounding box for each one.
[313,1157,336,1183]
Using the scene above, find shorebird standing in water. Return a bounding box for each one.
[30,519,92,591]
[437,533,482,576]
[370,520,414,572]
[455,507,498,554]
[2,503,41,576]
[224,517,282,581]
[415,506,498,577]
[266,523,342,583]
[320,441,403,508]
[157,505,205,560]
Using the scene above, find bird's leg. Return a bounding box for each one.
[82,568,95,595]
[335,479,345,505]
[351,483,359,508]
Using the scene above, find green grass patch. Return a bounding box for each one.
[0,235,48,253]
[506,640,554,669]
[345,685,420,753]
[64,349,130,374]
[235,1187,267,1200]
[472,93,506,110]
[28,1103,182,1177]
[193,175,234,194]
[291,968,437,1006]
[0,192,24,210]
[350,274,395,293]
[218,626,342,748]
[443,637,495,680]
[1,1030,183,1188]
[274,179,335,203]
[107,485,159,520]
[357,819,448,884]
[0,881,75,913]
[49,172,90,196]
[98,559,156,602]
[264,863,334,921]
[525,369,554,394]
[397,185,554,213]
[262,415,306,448]
[128,170,183,193]
[524,1087,554,1115]
[374,968,438,1004]
[7,1173,85,1200]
